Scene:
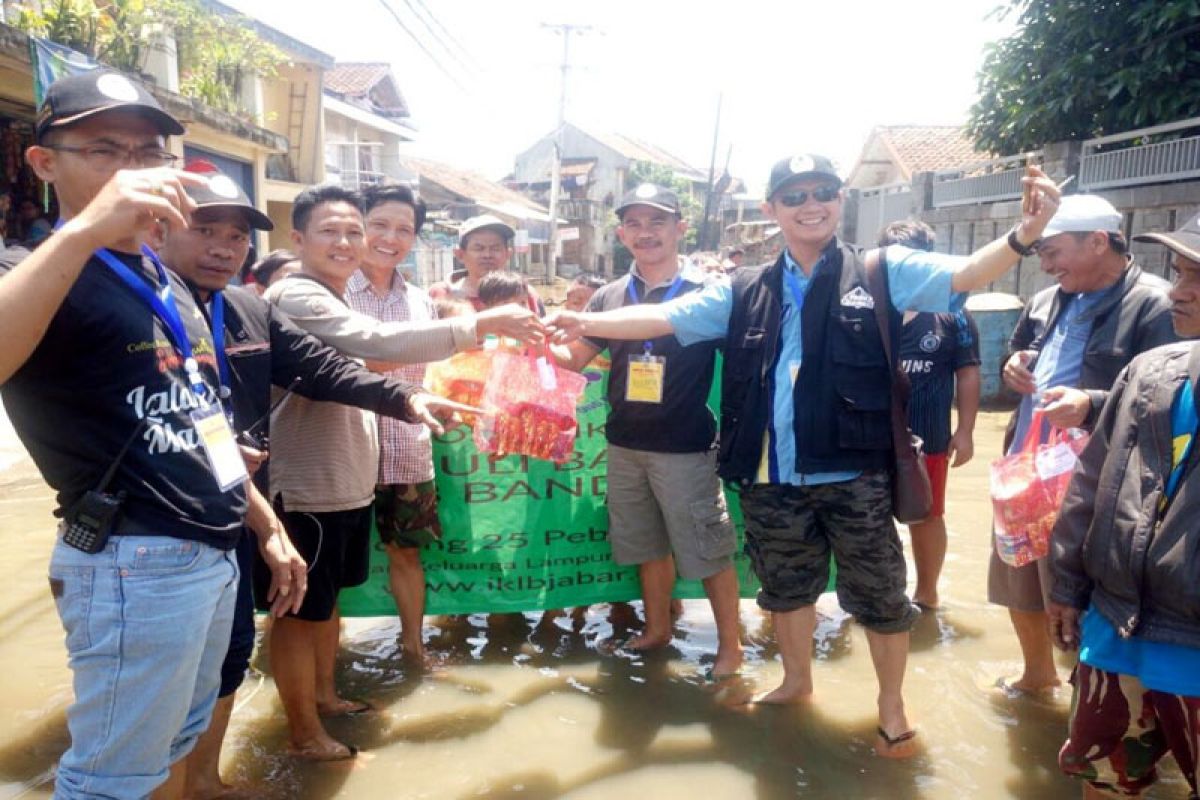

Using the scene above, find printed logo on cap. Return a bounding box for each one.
[208,175,241,200]
[789,155,815,175]
[96,73,140,102]
[635,183,658,199]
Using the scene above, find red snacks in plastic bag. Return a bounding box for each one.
[990,410,1089,567]
[474,348,587,463]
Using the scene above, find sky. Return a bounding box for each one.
[226,0,1018,194]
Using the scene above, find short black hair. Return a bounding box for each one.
[879,219,936,252]
[251,249,298,284]
[291,184,362,232]
[477,270,528,308]
[363,182,427,234]
[570,273,606,290]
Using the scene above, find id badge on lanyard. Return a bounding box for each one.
[627,344,666,404]
[191,405,247,491]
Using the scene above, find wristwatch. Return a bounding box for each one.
[1007,227,1036,257]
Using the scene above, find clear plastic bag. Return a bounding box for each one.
[990,410,1089,567]
[474,348,587,463]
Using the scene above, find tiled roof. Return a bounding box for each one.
[876,125,982,177]
[324,63,391,96]
[399,156,547,213]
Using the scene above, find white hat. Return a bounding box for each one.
[1041,195,1123,239]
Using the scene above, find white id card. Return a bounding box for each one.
[191,406,249,491]
[626,354,666,403]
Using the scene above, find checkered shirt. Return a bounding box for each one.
[346,268,436,484]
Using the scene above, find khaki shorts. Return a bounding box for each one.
[987,543,1054,612]
[606,445,735,581]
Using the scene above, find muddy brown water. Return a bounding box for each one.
[0,412,1189,799]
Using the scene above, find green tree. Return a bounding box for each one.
[967,0,1200,155]
[611,160,701,273]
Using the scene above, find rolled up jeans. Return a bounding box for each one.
[48,534,238,800]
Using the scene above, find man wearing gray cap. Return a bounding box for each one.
[994,194,1176,695]
[1045,210,1200,798]
[548,154,1063,757]
[429,214,543,312]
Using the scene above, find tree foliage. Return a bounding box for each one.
[11,0,287,119]
[967,0,1200,155]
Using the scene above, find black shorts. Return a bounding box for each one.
[253,500,372,622]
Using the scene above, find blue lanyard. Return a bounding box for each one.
[627,273,685,354]
[93,245,212,402]
[783,266,809,311]
[1165,378,1199,504]
[209,291,232,399]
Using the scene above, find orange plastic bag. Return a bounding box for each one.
[474,348,587,463]
[425,349,494,428]
[990,410,1089,567]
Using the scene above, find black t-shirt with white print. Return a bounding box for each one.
[898,310,981,455]
[0,251,246,548]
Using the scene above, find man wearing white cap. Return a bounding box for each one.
[429,214,543,312]
[994,194,1177,694]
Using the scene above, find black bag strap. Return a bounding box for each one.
[863,249,913,455]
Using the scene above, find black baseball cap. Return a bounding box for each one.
[616,183,680,218]
[36,68,185,142]
[766,154,841,200]
[1133,212,1200,263]
[183,162,273,230]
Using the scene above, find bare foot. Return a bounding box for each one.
[753,681,813,704]
[912,594,939,611]
[874,726,920,759]
[709,647,744,679]
[624,630,672,651]
[286,735,358,762]
[316,697,373,717]
[996,674,1062,696]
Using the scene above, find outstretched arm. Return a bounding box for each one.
[546,305,675,345]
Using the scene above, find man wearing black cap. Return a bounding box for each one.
[160,167,469,789]
[0,69,244,799]
[554,183,743,677]
[1046,213,1200,797]
[549,156,1063,757]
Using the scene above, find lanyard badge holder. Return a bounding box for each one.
[623,274,683,404]
[95,246,247,493]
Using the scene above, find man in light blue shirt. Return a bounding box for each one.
[547,153,1062,759]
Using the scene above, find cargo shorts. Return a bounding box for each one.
[740,470,917,634]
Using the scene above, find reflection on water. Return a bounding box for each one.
[0,413,1190,799]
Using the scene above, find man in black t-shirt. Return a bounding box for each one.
[555,184,742,678]
[0,70,243,799]
[882,221,981,610]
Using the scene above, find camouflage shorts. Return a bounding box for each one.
[739,470,917,633]
[375,481,441,549]
[1061,663,1200,796]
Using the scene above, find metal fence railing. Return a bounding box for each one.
[1079,117,1200,191]
[932,152,1041,208]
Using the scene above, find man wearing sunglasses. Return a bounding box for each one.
[547,153,1063,759]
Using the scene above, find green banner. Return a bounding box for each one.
[340,359,768,616]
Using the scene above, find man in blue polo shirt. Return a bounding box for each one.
[1048,213,1200,798]
[548,154,1062,758]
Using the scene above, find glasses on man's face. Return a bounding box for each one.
[45,143,180,169]
[777,185,840,207]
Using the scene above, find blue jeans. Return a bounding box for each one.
[48,534,238,800]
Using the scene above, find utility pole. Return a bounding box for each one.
[700,93,722,252]
[542,23,592,281]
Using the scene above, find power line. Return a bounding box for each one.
[395,0,478,78]
[407,0,484,73]
[376,0,468,92]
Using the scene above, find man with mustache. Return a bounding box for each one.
[1048,212,1200,799]
[555,183,743,679]
[995,194,1176,695]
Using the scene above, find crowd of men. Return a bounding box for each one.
[0,68,1197,799]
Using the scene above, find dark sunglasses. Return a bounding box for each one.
[777,185,840,207]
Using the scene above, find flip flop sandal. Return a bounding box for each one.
[874,726,919,759]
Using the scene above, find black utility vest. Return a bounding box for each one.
[717,241,899,484]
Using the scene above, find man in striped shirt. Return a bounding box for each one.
[346,183,440,665]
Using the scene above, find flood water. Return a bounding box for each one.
[0,411,1189,799]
